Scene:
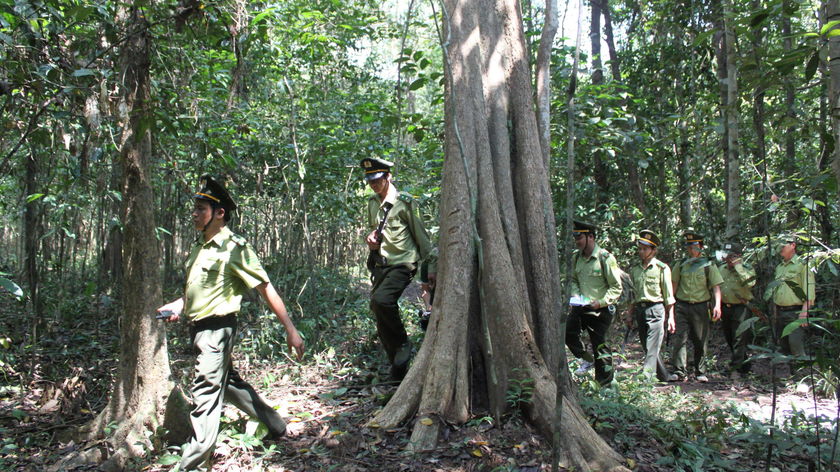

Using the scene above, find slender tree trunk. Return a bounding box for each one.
[601,0,647,216]
[826,0,840,209]
[818,4,835,241]
[751,0,768,236]
[67,4,181,470]
[723,0,740,240]
[535,0,557,170]
[372,0,628,469]
[24,150,41,335]
[590,0,609,206]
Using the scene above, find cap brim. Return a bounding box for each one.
[365,171,387,181]
[638,240,655,247]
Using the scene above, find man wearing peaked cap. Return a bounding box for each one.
[671,228,723,382]
[567,219,623,387]
[717,241,756,380]
[158,174,305,471]
[765,234,815,361]
[624,230,678,382]
[361,157,437,381]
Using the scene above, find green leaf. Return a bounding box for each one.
[804,50,819,83]
[694,29,715,46]
[26,193,44,203]
[252,9,274,25]
[781,318,806,338]
[827,29,840,38]
[0,277,23,300]
[156,454,181,466]
[408,78,427,91]
[819,20,840,36]
[73,69,95,77]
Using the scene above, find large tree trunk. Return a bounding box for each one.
[64,4,179,470]
[371,0,628,469]
[723,0,740,240]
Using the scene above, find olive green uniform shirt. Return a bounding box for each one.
[367,189,437,273]
[630,257,675,305]
[718,262,756,304]
[185,226,270,321]
[768,254,816,306]
[570,243,623,307]
[672,256,724,303]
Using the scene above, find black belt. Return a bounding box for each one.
[192,313,237,330]
[637,301,662,308]
[776,304,801,311]
[676,299,709,305]
[724,303,744,308]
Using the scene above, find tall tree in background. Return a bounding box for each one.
[71,3,175,470]
[370,0,629,468]
[828,0,840,193]
[723,0,741,240]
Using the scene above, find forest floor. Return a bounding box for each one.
[0,286,838,472]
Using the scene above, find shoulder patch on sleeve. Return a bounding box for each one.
[398,192,414,204]
[230,233,248,246]
[656,260,667,268]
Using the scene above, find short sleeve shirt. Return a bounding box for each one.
[672,256,724,303]
[718,263,756,304]
[630,258,675,305]
[184,226,270,321]
[771,254,816,306]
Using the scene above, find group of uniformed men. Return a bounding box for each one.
[156,158,436,471]
[568,221,817,386]
[155,159,816,470]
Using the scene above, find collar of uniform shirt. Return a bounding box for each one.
[381,182,398,208]
[202,226,230,247]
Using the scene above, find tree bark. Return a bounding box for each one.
[66,4,179,470]
[723,0,740,241]
[827,0,840,203]
[371,0,628,469]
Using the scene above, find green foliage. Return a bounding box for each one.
[505,368,535,417]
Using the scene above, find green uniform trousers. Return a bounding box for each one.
[370,263,417,364]
[634,303,671,381]
[776,306,805,357]
[567,306,614,386]
[721,304,752,373]
[180,317,287,472]
[672,300,711,378]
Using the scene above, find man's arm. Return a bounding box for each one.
[711,285,722,321]
[158,297,185,323]
[665,303,676,333]
[256,282,304,360]
[598,254,623,308]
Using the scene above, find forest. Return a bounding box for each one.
[0,0,839,469]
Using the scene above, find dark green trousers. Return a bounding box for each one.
[180,317,287,472]
[776,306,805,357]
[567,306,614,386]
[672,300,711,377]
[370,263,417,364]
[721,304,752,373]
[634,303,671,381]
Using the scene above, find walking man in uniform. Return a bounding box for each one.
[718,242,756,380]
[158,175,305,472]
[567,220,623,387]
[362,157,437,380]
[767,235,815,360]
[671,229,723,382]
[623,230,678,382]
